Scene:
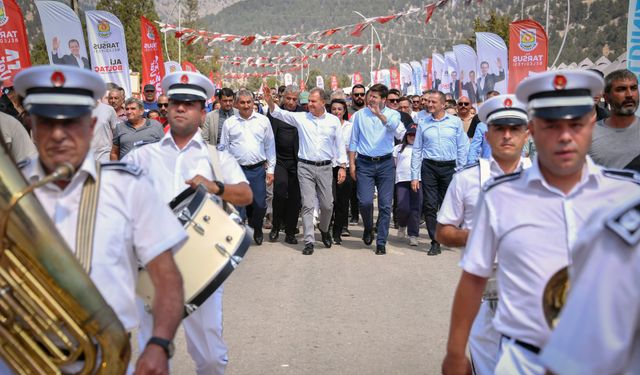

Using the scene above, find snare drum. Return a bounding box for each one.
[137,185,251,316]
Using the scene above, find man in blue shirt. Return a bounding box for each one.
[411,91,469,255]
[349,84,404,255]
[466,121,490,164]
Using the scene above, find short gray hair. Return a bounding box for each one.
[236,89,253,101]
[604,69,637,94]
[124,97,143,110]
[309,87,327,102]
[283,85,300,95]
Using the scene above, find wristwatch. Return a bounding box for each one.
[147,336,175,358]
[213,180,225,196]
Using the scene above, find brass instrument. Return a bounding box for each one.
[0,139,130,374]
[542,266,570,328]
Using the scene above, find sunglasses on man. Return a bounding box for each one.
[352,93,365,97]
[458,102,470,107]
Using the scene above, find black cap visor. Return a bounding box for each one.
[27,103,93,120]
[168,93,206,102]
[530,105,594,120]
[488,117,528,126]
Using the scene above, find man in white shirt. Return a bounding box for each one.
[219,89,275,245]
[436,95,531,375]
[540,194,640,375]
[126,71,252,375]
[90,101,119,161]
[441,70,640,375]
[14,64,186,374]
[264,86,347,255]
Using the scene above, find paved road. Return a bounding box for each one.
[136,224,462,374]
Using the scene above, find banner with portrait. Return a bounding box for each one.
[444,51,459,98]
[432,53,445,91]
[421,58,432,92]
[389,67,401,90]
[399,63,413,95]
[453,44,479,103]
[409,61,423,95]
[352,71,363,86]
[509,19,548,92]
[330,75,338,91]
[475,32,509,100]
[36,1,90,69]
[315,75,324,89]
[140,15,165,93]
[85,10,131,97]
[0,0,31,82]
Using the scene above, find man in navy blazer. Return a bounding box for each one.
[51,37,90,69]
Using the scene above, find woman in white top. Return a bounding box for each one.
[393,124,421,246]
[330,99,353,244]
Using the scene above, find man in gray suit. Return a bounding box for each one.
[202,87,237,145]
[51,37,90,69]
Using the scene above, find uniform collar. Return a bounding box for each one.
[25,152,97,189]
[525,155,601,193]
[160,129,206,151]
[487,156,531,176]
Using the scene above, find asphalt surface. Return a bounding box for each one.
[134,223,462,374]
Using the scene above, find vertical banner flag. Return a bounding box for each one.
[444,51,459,99]
[330,75,338,90]
[475,32,508,100]
[140,16,165,93]
[422,58,432,91]
[453,44,479,103]
[399,63,413,95]
[284,72,293,86]
[389,66,401,90]
[432,53,445,91]
[628,0,640,76]
[164,61,182,74]
[378,69,391,88]
[299,78,306,91]
[352,71,363,86]
[509,20,548,92]
[0,0,31,82]
[181,61,198,72]
[85,10,131,97]
[316,75,324,89]
[36,1,90,69]
[410,61,423,96]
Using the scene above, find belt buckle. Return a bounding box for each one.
[371,156,381,162]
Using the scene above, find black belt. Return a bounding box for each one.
[502,335,540,354]
[299,158,331,166]
[241,160,266,169]
[358,153,392,162]
[423,158,456,167]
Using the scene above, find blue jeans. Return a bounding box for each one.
[356,157,395,246]
[239,166,267,233]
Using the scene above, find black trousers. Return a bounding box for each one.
[350,179,359,220]
[272,160,301,236]
[421,159,456,244]
[332,166,353,236]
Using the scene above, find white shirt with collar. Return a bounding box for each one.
[333,120,352,167]
[269,105,347,165]
[218,111,276,173]
[20,152,187,331]
[461,156,638,348]
[438,156,532,230]
[124,131,248,203]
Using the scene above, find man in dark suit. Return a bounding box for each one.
[450,71,461,100]
[461,70,478,104]
[477,58,505,101]
[51,37,90,69]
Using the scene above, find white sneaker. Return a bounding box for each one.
[409,236,419,246]
[397,226,406,238]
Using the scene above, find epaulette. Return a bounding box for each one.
[602,168,640,185]
[133,139,160,149]
[100,161,142,176]
[455,162,479,173]
[605,196,640,247]
[483,171,523,192]
[16,158,31,169]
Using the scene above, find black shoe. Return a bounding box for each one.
[350,217,358,225]
[362,229,373,246]
[375,245,386,255]
[427,242,440,256]
[254,231,263,246]
[269,229,279,242]
[333,234,342,245]
[341,227,351,237]
[320,230,332,248]
[285,234,298,245]
[302,243,314,255]
[295,228,301,234]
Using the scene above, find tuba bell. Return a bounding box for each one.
[0,138,130,374]
[542,266,570,329]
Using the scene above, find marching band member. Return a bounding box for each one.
[441,70,640,375]
[436,94,531,374]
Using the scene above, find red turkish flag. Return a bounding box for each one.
[425,4,436,24]
[0,0,31,82]
[140,16,165,93]
[350,23,368,37]
[376,15,396,24]
[240,35,256,45]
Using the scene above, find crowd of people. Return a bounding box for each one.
[0,62,638,375]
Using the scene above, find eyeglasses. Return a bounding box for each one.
[458,102,471,106]
[352,93,365,97]
[388,98,399,103]
[158,103,169,107]
[412,100,420,104]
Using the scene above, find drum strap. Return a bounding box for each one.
[206,145,224,181]
[75,161,101,273]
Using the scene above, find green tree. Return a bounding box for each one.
[465,11,510,48]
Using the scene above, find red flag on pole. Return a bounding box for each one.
[425,4,436,24]
[0,0,31,82]
[140,16,165,93]
[182,61,197,72]
[351,23,369,37]
[508,19,548,93]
